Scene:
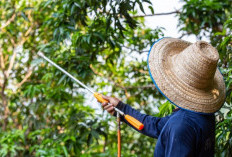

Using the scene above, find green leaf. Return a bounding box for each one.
[62,146,68,157]
[21,11,29,21]
[93,32,104,41]
[71,4,76,15]
[143,0,152,5]
[148,6,154,14]
[58,75,67,85]
[138,1,145,14]
[74,2,81,8]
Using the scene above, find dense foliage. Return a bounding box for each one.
[0,0,231,156]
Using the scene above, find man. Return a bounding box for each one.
[101,38,226,156]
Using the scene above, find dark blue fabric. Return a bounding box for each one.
[116,102,215,157]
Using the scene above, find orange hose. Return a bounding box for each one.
[117,113,121,157]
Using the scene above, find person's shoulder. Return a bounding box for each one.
[167,109,188,123]
[165,110,197,134]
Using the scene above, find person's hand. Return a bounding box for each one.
[101,95,120,115]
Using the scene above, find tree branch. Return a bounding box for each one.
[133,10,180,18]
[122,45,149,53]
[123,84,155,89]
[16,68,33,88]
[1,67,8,131]
[178,32,192,39]
[138,69,149,74]
[6,50,17,77]
[19,27,33,45]
[0,13,16,30]
[6,25,34,77]
[24,26,33,37]
[0,51,5,70]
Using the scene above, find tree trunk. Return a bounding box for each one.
[1,75,8,131]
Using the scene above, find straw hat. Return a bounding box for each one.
[148,38,226,114]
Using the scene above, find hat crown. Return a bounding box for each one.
[148,38,226,113]
[173,41,219,89]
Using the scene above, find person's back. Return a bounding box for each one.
[155,109,215,157]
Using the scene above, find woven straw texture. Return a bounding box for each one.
[148,38,226,113]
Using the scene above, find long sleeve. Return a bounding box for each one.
[115,101,170,138]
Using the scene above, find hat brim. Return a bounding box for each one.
[147,38,226,114]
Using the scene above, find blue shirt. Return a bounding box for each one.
[116,102,215,157]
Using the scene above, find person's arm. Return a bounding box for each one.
[101,96,170,138]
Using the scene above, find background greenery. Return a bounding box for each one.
[0,0,231,156]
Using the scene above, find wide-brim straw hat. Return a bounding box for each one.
[147,38,226,114]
